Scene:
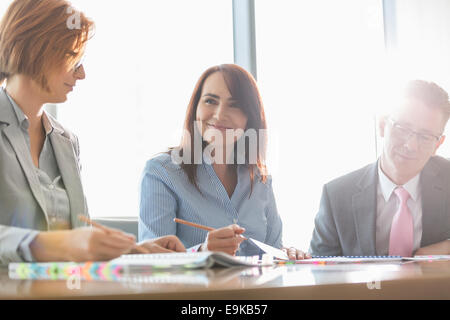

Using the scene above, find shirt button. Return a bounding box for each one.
[48,184,55,190]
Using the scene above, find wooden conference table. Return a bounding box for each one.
[0,260,449,299]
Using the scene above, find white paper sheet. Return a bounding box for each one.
[249,238,289,260]
[405,255,450,261]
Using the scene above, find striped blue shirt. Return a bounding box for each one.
[139,153,283,256]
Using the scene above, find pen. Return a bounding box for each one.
[78,215,148,254]
[173,218,248,240]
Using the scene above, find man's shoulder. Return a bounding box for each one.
[423,155,450,179]
[428,155,450,169]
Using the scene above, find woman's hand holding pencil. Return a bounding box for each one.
[173,218,311,260]
[78,215,147,254]
[30,218,139,263]
[78,215,186,257]
[200,224,246,256]
[174,218,246,256]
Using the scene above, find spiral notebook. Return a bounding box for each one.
[289,255,450,264]
[299,256,404,264]
[109,251,271,269]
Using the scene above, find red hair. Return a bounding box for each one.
[0,0,94,91]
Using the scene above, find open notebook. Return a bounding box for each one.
[109,251,272,269]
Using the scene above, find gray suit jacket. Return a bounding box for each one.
[0,89,89,264]
[310,156,450,256]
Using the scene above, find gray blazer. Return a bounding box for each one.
[0,89,88,264]
[310,156,450,256]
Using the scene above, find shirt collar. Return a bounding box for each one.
[5,89,29,130]
[202,150,213,165]
[4,89,53,135]
[378,160,420,202]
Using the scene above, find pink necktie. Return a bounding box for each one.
[389,187,414,257]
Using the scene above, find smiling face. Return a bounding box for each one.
[379,99,446,184]
[196,71,248,147]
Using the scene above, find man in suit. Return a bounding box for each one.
[310,80,450,257]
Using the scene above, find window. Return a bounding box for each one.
[2,0,449,250]
[390,0,450,155]
[58,0,233,218]
[255,0,450,249]
[255,0,386,249]
[0,2,8,14]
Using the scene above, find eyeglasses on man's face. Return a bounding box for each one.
[387,118,441,148]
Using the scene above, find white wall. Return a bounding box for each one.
[255,0,385,249]
[58,0,234,218]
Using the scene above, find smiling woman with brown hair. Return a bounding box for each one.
[0,0,185,265]
[139,64,309,259]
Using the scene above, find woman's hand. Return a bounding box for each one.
[30,227,137,262]
[64,226,137,261]
[200,224,246,256]
[282,246,312,260]
[133,235,186,254]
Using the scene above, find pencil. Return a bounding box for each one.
[78,215,111,233]
[173,218,247,240]
[173,218,215,232]
[78,215,148,254]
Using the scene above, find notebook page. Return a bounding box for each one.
[110,252,212,267]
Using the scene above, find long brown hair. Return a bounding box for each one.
[172,64,268,196]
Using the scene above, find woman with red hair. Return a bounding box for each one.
[0,0,185,265]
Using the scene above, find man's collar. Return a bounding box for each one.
[378,160,420,202]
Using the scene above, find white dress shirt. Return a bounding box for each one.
[376,162,423,255]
